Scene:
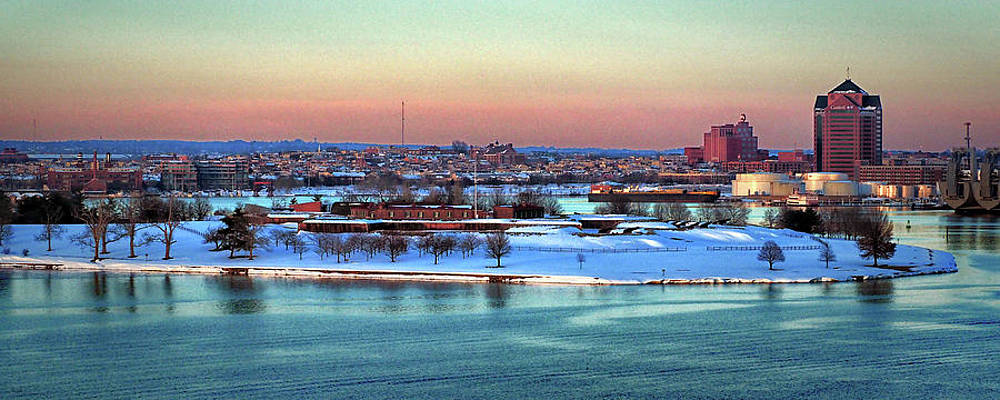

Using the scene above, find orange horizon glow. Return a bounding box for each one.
[2,1,998,150]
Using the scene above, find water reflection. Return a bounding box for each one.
[44,272,53,298]
[0,271,10,297]
[856,279,894,303]
[939,214,1000,251]
[213,275,266,314]
[761,284,782,301]
[217,298,266,314]
[485,283,509,309]
[90,272,108,299]
[163,275,173,298]
[163,275,176,314]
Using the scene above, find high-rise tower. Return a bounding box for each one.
[813,78,882,179]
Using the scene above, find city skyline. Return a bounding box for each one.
[2,1,998,150]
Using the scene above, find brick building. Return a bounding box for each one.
[814,79,883,179]
[857,165,945,185]
[349,203,490,220]
[46,152,141,193]
[472,142,525,167]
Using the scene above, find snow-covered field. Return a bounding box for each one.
[0,222,956,285]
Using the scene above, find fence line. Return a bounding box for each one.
[514,246,687,253]
[706,245,822,251]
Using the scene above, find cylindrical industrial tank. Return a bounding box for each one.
[822,180,859,197]
[917,184,937,198]
[732,173,791,196]
[804,172,850,193]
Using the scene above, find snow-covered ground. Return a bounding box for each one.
[0,222,956,285]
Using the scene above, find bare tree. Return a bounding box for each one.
[857,211,896,267]
[717,202,751,226]
[762,208,780,228]
[821,208,866,240]
[291,235,309,260]
[427,234,456,264]
[35,200,64,252]
[359,234,384,259]
[324,234,345,263]
[458,234,483,258]
[145,196,183,260]
[576,253,585,269]
[697,202,750,225]
[0,197,13,246]
[245,219,270,261]
[112,197,148,258]
[595,198,648,216]
[516,190,562,215]
[386,235,409,262]
[415,235,434,257]
[270,229,298,250]
[332,234,356,263]
[447,184,467,205]
[757,240,785,270]
[73,200,117,262]
[818,242,837,269]
[202,227,225,251]
[311,233,331,260]
[652,203,692,221]
[346,234,365,258]
[485,191,511,211]
[485,232,512,268]
[189,198,213,220]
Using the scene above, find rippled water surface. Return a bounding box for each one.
[1,210,998,399]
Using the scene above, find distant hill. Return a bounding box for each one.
[0,139,683,157]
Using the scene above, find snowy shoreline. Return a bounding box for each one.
[0,221,957,286]
[0,255,957,286]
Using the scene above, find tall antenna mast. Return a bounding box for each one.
[400,101,405,147]
[473,153,478,217]
[965,122,975,172]
[846,66,851,80]
[964,122,972,150]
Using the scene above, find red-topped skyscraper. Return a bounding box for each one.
[813,78,882,179]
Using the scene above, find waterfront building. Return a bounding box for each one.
[349,203,490,220]
[857,164,945,185]
[159,161,198,191]
[194,159,250,190]
[813,79,883,179]
[722,160,812,174]
[45,151,142,193]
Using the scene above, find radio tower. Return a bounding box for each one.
[965,122,975,172]
[400,101,405,147]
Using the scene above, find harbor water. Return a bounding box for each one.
[0,209,998,398]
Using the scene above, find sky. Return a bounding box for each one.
[2,0,998,150]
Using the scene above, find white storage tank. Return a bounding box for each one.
[804,172,850,193]
[917,184,937,198]
[876,184,901,198]
[822,180,859,197]
[732,173,802,197]
[900,185,917,199]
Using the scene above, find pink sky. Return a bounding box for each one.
[2,1,998,150]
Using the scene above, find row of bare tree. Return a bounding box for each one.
[69,197,203,262]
